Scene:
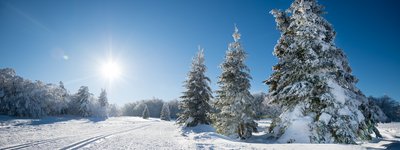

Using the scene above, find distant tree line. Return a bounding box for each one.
[368,95,400,122]
[120,98,180,119]
[0,68,118,118]
[0,68,182,120]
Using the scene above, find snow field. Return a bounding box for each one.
[1,116,399,150]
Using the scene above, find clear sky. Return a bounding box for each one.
[1,0,399,105]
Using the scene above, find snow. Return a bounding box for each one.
[355,110,365,123]
[278,116,313,143]
[319,113,332,124]
[338,106,352,116]
[184,116,194,125]
[320,42,331,51]
[276,104,313,143]
[0,115,398,149]
[327,79,346,104]
[362,122,400,150]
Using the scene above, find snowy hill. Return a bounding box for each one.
[0,116,399,149]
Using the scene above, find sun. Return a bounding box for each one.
[101,60,122,80]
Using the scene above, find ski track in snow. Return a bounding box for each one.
[0,116,399,150]
[1,124,151,149]
[0,117,156,149]
[59,124,150,150]
[1,137,66,150]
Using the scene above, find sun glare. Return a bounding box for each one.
[101,60,121,80]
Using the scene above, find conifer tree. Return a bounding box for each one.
[98,89,108,107]
[98,89,109,117]
[75,86,91,117]
[59,81,65,90]
[265,0,373,143]
[177,47,213,127]
[142,104,150,119]
[160,102,171,121]
[214,26,257,139]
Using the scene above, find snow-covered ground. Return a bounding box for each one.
[362,123,400,150]
[0,116,398,150]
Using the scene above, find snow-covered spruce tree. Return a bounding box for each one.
[75,86,91,117]
[265,0,374,144]
[177,47,213,127]
[98,89,109,107]
[142,104,150,119]
[160,102,171,121]
[214,26,257,140]
[98,89,109,117]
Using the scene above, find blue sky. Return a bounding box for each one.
[0,0,399,105]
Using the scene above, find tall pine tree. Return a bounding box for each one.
[214,26,257,139]
[177,47,213,127]
[265,0,373,144]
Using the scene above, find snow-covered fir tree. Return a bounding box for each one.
[98,89,108,107]
[177,47,213,127]
[142,104,150,119]
[98,89,109,117]
[213,26,257,139]
[75,86,91,117]
[160,102,171,121]
[265,0,374,144]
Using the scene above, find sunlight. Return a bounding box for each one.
[101,60,121,81]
